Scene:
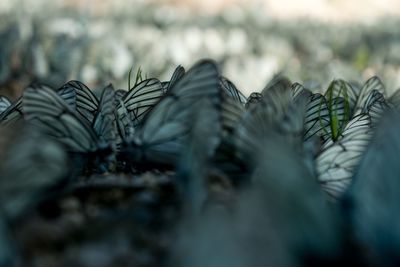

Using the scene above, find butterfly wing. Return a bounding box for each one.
[235,78,307,167]
[92,84,117,144]
[23,85,99,153]
[0,96,11,114]
[245,92,262,109]
[0,123,67,220]
[61,80,99,123]
[122,60,221,166]
[116,78,164,139]
[354,76,385,115]
[316,114,372,200]
[0,97,22,125]
[344,111,400,266]
[356,89,390,125]
[163,65,185,93]
[220,76,246,105]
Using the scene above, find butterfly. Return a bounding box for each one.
[58,80,99,124]
[161,65,186,93]
[22,84,116,173]
[343,110,400,266]
[176,98,221,217]
[355,89,390,125]
[0,83,76,125]
[316,114,372,200]
[235,76,307,166]
[0,98,23,125]
[245,92,262,109]
[213,76,308,185]
[115,78,164,140]
[0,123,68,220]
[329,76,385,118]
[291,82,345,143]
[250,134,344,263]
[118,59,221,170]
[220,76,247,106]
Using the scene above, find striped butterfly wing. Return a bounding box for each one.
[353,76,386,116]
[116,78,164,139]
[123,60,221,167]
[61,80,99,123]
[220,76,246,105]
[23,85,99,153]
[221,91,245,135]
[162,65,186,93]
[57,83,77,111]
[92,85,117,144]
[212,92,247,184]
[176,98,221,216]
[302,93,332,142]
[114,89,126,106]
[316,114,372,200]
[245,72,291,111]
[0,98,22,125]
[235,79,307,167]
[1,84,76,125]
[356,89,390,125]
[343,111,400,265]
[0,96,11,114]
[260,76,293,119]
[291,82,311,100]
[245,92,262,109]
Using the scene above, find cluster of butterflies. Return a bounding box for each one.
[2,59,400,266]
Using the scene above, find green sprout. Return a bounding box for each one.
[127,66,148,90]
[320,80,351,141]
[128,66,133,90]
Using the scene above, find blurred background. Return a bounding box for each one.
[1,0,400,99]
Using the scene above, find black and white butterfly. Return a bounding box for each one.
[343,110,400,266]
[118,59,221,170]
[245,92,262,109]
[176,98,221,217]
[0,98,23,125]
[355,89,390,125]
[220,76,247,106]
[162,65,186,93]
[115,78,164,140]
[59,80,99,124]
[329,76,385,118]
[23,84,116,173]
[212,91,247,185]
[235,77,307,165]
[213,77,308,185]
[0,83,76,126]
[316,114,372,200]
